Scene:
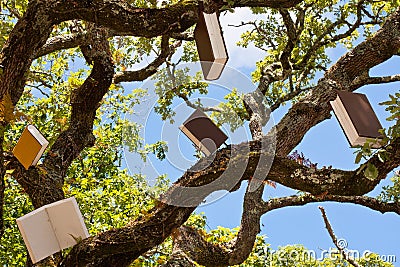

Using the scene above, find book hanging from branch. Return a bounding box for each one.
[12,125,49,170]
[330,90,383,148]
[194,11,228,80]
[16,197,89,264]
[179,109,228,156]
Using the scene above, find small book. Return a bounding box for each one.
[16,197,89,264]
[194,11,228,80]
[179,109,228,156]
[13,125,49,170]
[330,90,383,148]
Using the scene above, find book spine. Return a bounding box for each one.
[31,142,49,166]
[179,125,211,156]
[45,207,62,252]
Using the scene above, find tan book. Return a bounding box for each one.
[330,91,383,148]
[13,125,49,170]
[179,109,228,156]
[16,197,89,264]
[194,12,228,80]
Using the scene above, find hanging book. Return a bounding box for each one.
[179,109,228,156]
[16,197,89,264]
[13,125,49,170]
[194,11,228,80]
[330,90,383,148]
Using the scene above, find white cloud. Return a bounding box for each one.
[219,8,266,70]
[125,8,266,74]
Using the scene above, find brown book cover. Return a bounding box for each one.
[179,109,228,156]
[16,197,89,264]
[194,12,228,80]
[13,125,49,169]
[330,91,383,148]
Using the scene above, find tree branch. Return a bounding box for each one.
[351,74,400,89]
[261,195,400,215]
[0,174,4,240]
[262,0,382,112]
[3,2,22,19]
[45,0,305,39]
[59,128,399,265]
[319,207,362,267]
[34,31,91,59]
[159,239,197,267]
[294,0,368,70]
[8,26,113,206]
[274,7,400,157]
[229,184,265,265]
[42,26,114,186]
[35,32,181,84]
[243,90,270,140]
[269,85,314,112]
[5,26,114,267]
[173,225,230,267]
[0,1,54,104]
[58,8,400,263]
[229,0,303,8]
[279,9,298,70]
[50,0,200,38]
[3,1,400,266]
[113,36,175,83]
[167,190,400,266]
[175,183,266,266]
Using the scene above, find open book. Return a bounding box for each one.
[194,12,228,80]
[13,125,49,169]
[16,197,89,263]
[330,90,383,148]
[179,109,228,156]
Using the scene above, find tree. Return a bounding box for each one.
[0,0,399,266]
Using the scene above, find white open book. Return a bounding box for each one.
[16,197,89,263]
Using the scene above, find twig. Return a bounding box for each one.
[318,206,361,267]
[3,2,22,19]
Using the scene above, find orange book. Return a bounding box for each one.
[13,125,49,169]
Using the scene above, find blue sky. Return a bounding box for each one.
[123,7,400,265]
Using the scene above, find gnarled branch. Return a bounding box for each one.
[319,207,362,267]
[113,36,175,83]
[175,184,266,266]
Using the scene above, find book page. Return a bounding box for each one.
[16,208,60,263]
[204,13,227,61]
[27,125,49,146]
[331,98,359,146]
[27,125,49,166]
[46,197,89,250]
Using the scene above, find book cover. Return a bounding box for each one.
[12,125,49,169]
[194,12,228,80]
[16,197,89,263]
[330,91,383,148]
[179,109,228,156]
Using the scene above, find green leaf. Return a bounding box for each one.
[364,163,379,180]
[355,151,363,164]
